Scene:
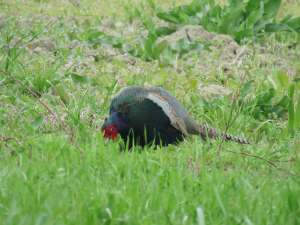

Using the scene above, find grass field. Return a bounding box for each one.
[0,0,300,224]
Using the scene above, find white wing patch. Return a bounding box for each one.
[147,92,188,136]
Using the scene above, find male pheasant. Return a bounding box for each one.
[101,86,251,148]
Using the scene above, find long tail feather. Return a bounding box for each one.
[196,123,252,145]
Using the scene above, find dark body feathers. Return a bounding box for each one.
[101,86,251,148]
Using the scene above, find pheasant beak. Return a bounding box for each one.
[101,128,109,145]
[104,137,109,145]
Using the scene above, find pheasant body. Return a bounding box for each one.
[101,86,251,148]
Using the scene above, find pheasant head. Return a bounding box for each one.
[101,111,126,144]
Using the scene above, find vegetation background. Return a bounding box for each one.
[0,0,300,224]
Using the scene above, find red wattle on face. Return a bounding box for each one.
[110,129,118,140]
[104,124,118,141]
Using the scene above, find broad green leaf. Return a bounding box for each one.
[280,14,294,24]
[178,21,188,30]
[94,19,102,27]
[217,4,245,34]
[190,79,198,89]
[71,73,89,85]
[31,115,43,129]
[241,80,254,97]
[245,0,262,13]
[286,17,300,30]
[196,12,203,20]
[289,83,295,99]
[140,2,145,12]
[262,88,275,104]
[169,41,180,53]
[96,36,118,45]
[252,19,270,32]
[67,32,82,42]
[113,43,132,52]
[257,89,274,105]
[235,29,253,41]
[133,6,141,18]
[157,40,168,54]
[89,31,104,40]
[151,45,159,59]
[135,44,145,57]
[0,21,10,34]
[157,73,167,85]
[226,78,240,91]
[159,58,172,67]
[156,12,181,24]
[178,10,190,24]
[146,0,156,12]
[189,16,199,25]
[263,0,281,20]
[246,1,264,29]
[277,71,290,91]
[155,27,176,37]
[201,15,218,32]
[188,43,204,53]
[265,23,293,33]
[268,75,278,90]
[144,34,158,59]
[203,43,212,52]
[190,93,200,104]
[228,0,244,8]
[129,49,141,58]
[161,48,174,65]
[55,86,70,105]
[252,106,262,119]
[180,5,195,16]
[211,4,222,18]
[276,95,289,108]
[143,18,156,34]
[121,44,133,52]
[239,21,245,31]
[112,57,124,67]
[169,38,191,56]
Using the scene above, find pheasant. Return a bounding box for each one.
[101,86,251,148]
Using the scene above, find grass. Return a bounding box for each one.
[1,136,300,224]
[1,0,300,224]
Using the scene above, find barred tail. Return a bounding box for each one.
[195,123,252,145]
